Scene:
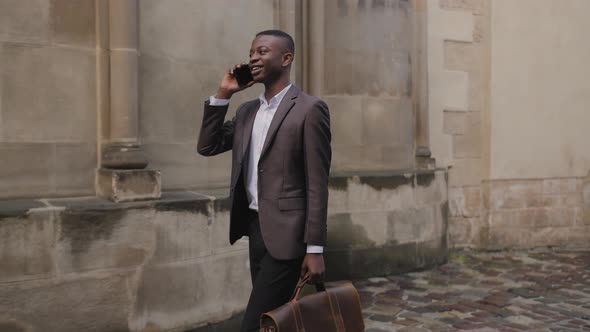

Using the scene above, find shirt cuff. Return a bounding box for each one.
[209,95,230,106]
[306,245,324,254]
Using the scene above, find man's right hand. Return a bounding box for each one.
[216,63,255,100]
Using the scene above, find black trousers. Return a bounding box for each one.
[240,210,304,332]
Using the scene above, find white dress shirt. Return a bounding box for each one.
[209,85,323,254]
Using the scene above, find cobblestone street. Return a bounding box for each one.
[356,250,590,331]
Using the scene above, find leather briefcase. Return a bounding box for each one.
[259,275,365,332]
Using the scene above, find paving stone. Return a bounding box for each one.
[356,250,590,331]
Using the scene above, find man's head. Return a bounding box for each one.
[249,30,294,84]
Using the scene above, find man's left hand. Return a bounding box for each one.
[301,253,325,284]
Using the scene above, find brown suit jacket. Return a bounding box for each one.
[197,85,331,260]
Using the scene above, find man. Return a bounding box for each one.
[197,30,331,331]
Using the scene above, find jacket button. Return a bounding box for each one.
[258,169,264,173]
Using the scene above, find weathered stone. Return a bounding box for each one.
[56,208,156,273]
[0,143,53,199]
[362,97,402,145]
[49,0,95,46]
[415,171,448,207]
[388,207,437,244]
[1,43,96,142]
[97,169,161,202]
[139,0,274,63]
[54,143,96,196]
[453,111,481,158]
[448,186,480,217]
[443,111,466,135]
[143,142,212,190]
[323,96,363,146]
[0,273,131,332]
[150,208,211,264]
[0,209,56,283]
[448,158,481,187]
[346,174,415,211]
[0,0,49,43]
[130,251,251,332]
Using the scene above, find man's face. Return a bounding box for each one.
[249,35,291,83]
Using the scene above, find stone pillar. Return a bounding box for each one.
[412,0,435,169]
[96,0,161,202]
[305,0,324,96]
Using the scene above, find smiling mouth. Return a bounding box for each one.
[251,65,263,75]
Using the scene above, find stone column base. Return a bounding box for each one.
[97,169,161,202]
[416,146,436,170]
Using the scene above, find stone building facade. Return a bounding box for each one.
[0,0,588,331]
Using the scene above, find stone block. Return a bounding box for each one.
[453,111,481,158]
[444,41,479,72]
[327,213,376,249]
[567,226,590,248]
[528,227,570,248]
[54,143,96,196]
[0,0,49,43]
[448,186,480,217]
[210,208,248,254]
[488,209,536,229]
[440,9,474,43]
[388,207,437,245]
[441,69,469,110]
[49,0,95,46]
[533,208,576,228]
[542,178,580,195]
[143,142,213,190]
[56,208,156,273]
[331,144,385,172]
[0,273,131,332]
[130,252,251,331]
[325,0,412,52]
[448,217,480,248]
[346,174,415,212]
[97,169,162,202]
[362,96,401,145]
[150,208,211,265]
[440,0,490,16]
[139,0,274,63]
[206,152,233,189]
[0,143,53,199]
[448,158,481,187]
[487,227,532,250]
[323,96,363,146]
[327,179,350,213]
[323,48,354,95]
[1,44,96,142]
[443,110,466,135]
[0,209,56,283]
[414,171,448,207]
[382,144,414,170]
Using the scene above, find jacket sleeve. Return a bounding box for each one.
[197,100,235,156]
[302,100,332,246]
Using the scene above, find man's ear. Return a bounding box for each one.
[282,52,293,67]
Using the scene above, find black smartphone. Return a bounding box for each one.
[234,65,254,86]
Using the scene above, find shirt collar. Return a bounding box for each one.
[258,84,293,107]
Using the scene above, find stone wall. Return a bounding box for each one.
[431,0,590,249]
[321,0,416,172]
[0,0,98,199]
[138,0,275,191]
[0,170,447,332]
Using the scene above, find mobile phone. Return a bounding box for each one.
[234,65,254,86]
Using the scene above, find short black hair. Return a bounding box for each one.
[256,30,295,55]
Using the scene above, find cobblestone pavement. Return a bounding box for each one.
[355,250,590,331]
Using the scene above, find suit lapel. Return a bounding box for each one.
[241,100,260,162]
[259,85,299,160]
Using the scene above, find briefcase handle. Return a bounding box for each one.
[289,274,327,301]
